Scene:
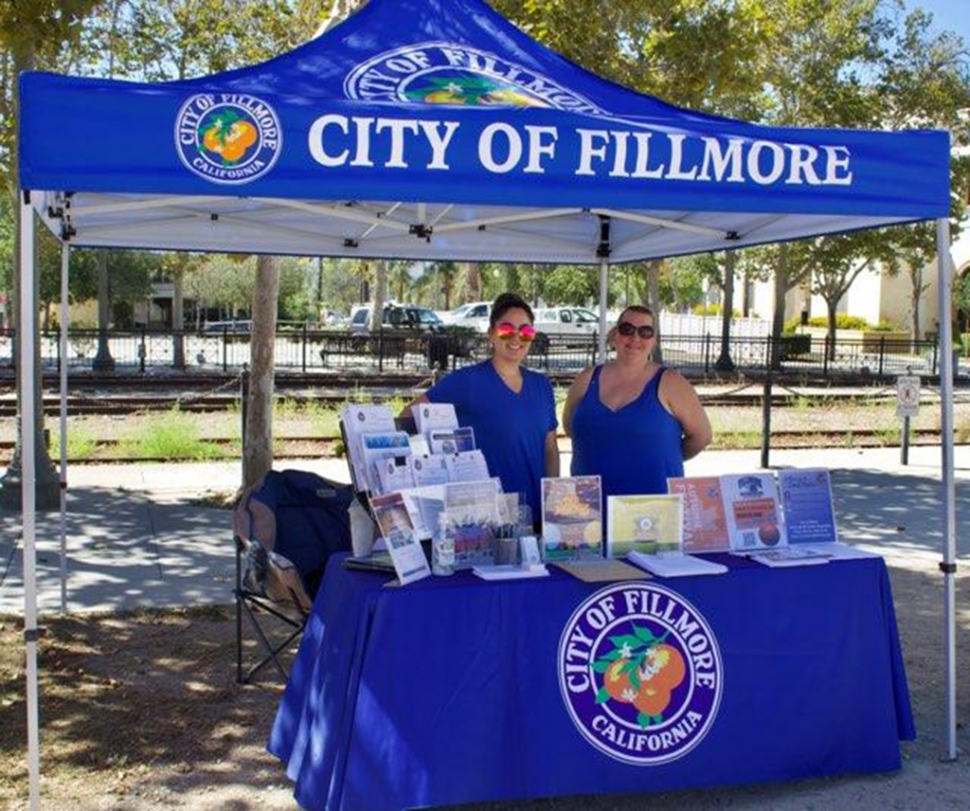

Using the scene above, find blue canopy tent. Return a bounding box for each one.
[14,0,959,804]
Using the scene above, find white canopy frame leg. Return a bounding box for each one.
[597,215,611,363]
[58,242,70,613]
[935,217,958,762]
[20,190,41,810]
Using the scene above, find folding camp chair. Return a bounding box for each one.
[233,469,354,684]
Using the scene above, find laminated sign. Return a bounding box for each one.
[896,376,921,418]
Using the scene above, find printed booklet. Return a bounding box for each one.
[606,494,683,557]
[778,468,839,545]
[340,404,396,491]
[541,476,603,561]
[667,477,730,553]
[370,492,431,585]
[720,473,788,552]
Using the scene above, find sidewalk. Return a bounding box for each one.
[0,446,967,615]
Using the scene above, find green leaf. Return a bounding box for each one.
[620,659,638,674]
[633,625,656,643]
[592,660,612,673]
[630,670,641,690]
[637,712,652,728]
[599,649,623,662]
[653,714,664,724]
[595,687,611,704]
[608,634,642,649]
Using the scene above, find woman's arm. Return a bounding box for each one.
[561,367,594,438]
[659,370,712,460]
[544,430,560,477]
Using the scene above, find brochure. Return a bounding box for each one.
[667,476,731,553]
[398,485,446,540]
[627,550,728,578]
[445,450,490,482]
[778,468,839,545]
[408,454,451,487]
[375,456,416,495]
[541,476,603,561]
[370,492,431,585]
[340,404,396,491]
[360,431,412,494]
[414,402,459,438]
[794,541,879,561]
[742,547,832,568]
[429,426,476,455]
[445,479,501,567]
[472,563,549,581]
[721,473,788,552]
[606,494,683,557]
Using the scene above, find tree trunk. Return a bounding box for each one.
[172,266,185,369]
[369,261,387,331]
[742,267,751,317]
[92,251,115,371]
[465,262,481,300]
[826,299,838,362]
[715,251,735,371]
[242,255,282,491]
[910,277,921,345]
[770,245,789,370]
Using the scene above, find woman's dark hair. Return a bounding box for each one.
[489,292,534,328]
[616,304,654,322]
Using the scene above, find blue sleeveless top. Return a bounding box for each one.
[570,365,684,498]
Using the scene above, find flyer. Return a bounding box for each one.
[414,402,459,438]
[360,431,412,494]
[340,404,396,491]
[374,456,416,495]
[778,468,839,545]
[398,484,446,540]
[606,494,683,557]
[408,453,451,487]
[444,479,501,567]
[721,473,788,551]
[370,492,431,585]
[541,476,603,561]
[445,450,490,482]
[667,477,730,553]
[429,427,476,455]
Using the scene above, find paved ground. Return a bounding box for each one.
[1,445,967,614]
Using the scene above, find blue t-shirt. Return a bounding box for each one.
[426,361,557,520]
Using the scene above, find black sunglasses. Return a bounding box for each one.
[617,322,655,339]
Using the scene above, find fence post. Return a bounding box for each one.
[760,371,772,469]
[240,364,249,460]
[704,332,711,373]
[378,326,385,374]
[932,338,939,377]
[878,336,885,377]
[222,324,229,372]
[302,323,308,373]
[139,326,147,374]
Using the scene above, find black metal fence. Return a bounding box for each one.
[0,326,957,379]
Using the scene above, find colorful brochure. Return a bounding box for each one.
[360,431,412,494]
[667,476,730,553]
[370,492,430,585]
[414,402,459,438]
[541,476,603,561]
[444,479,501,567]
[340,404,396,491]
[398,485,445,541]
[721,473,788,552]
[429,426,476,455]
[778,468,839,545]
[606,494,683,557]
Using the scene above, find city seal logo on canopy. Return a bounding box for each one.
[344,42,603,113]
[175,94,282,184]
[559,582,723,765]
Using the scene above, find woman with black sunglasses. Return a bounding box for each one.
[563,305,711,499]
[407,292,559,521]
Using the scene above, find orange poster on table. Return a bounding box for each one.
[667,477,730,553]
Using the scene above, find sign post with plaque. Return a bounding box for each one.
[896,373,921,465]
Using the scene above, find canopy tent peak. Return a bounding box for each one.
[409,223,433,241]
[725,231,741,241]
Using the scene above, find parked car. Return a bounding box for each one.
[349,303,445,334]
[436,301,491,332]
[203,319,251,334]
[533,307,600,341]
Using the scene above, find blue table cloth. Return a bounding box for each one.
[270,553,914,811]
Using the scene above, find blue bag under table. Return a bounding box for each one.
[270,553,914,811]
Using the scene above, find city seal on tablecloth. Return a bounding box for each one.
[558,582,723,765]
[175,94,282,184]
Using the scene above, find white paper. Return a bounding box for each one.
[472,563,549,580]
[375,457,416,495]
[409,454,452,487]
[341,404,396,491]
[797,541,879,561]
[520,535,541,565]
[429,426,476,454]
[370,492,431,585]
[408,435,431,457]
[628,550,728,578]
[445,450,490,482]
[414,402,459,438]
[398,485,446,540]
[740,547,832,568]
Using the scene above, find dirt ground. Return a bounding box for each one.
[1,551,968,811]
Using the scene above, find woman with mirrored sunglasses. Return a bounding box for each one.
[563,305,711,501]
[406,292,559,521]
